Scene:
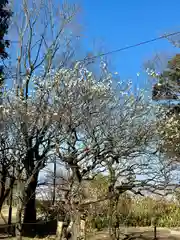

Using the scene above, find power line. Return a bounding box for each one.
[82,31,180,61]
[10,31,180,61]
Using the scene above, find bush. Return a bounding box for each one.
[86,195,180,230]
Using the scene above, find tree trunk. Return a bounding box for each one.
[69,210,81,240]
[80,219,86,240]
[16,202,23,240]
[62,164,83,240]
[108,197,114,238]
[0,171,15,221]
[0,172,7,224]
[52,158,56,205]
[8,186,14,236]
[8,166,15,227]
[56,221,64,240]
[15,178,24,240]
[67,214,86,240]
[23,173,38,223]
[0,171,6,206]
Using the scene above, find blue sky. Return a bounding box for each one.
[8,0,180,90]
[78,0,180,88]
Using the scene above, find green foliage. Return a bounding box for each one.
[89,174,109,197]
[88,214,109,231]
[36,200,61,221]
[150,53,180,159]
[166,54,180,83]
[151,54,180,100]
[87,195,180,230]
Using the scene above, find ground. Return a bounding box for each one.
[87,228,180,240]
[0,228,179,240]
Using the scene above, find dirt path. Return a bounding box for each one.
[87,227,180,240]
[0,226,179,239]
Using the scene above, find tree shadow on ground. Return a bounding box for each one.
[120,230,179,240]
[137,230,179,240]
[0,220,57,238]
[88,229,180,240]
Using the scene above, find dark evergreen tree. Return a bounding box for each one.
[151,53,180,161]
[152,54,180,101]
[0,0,12,87]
